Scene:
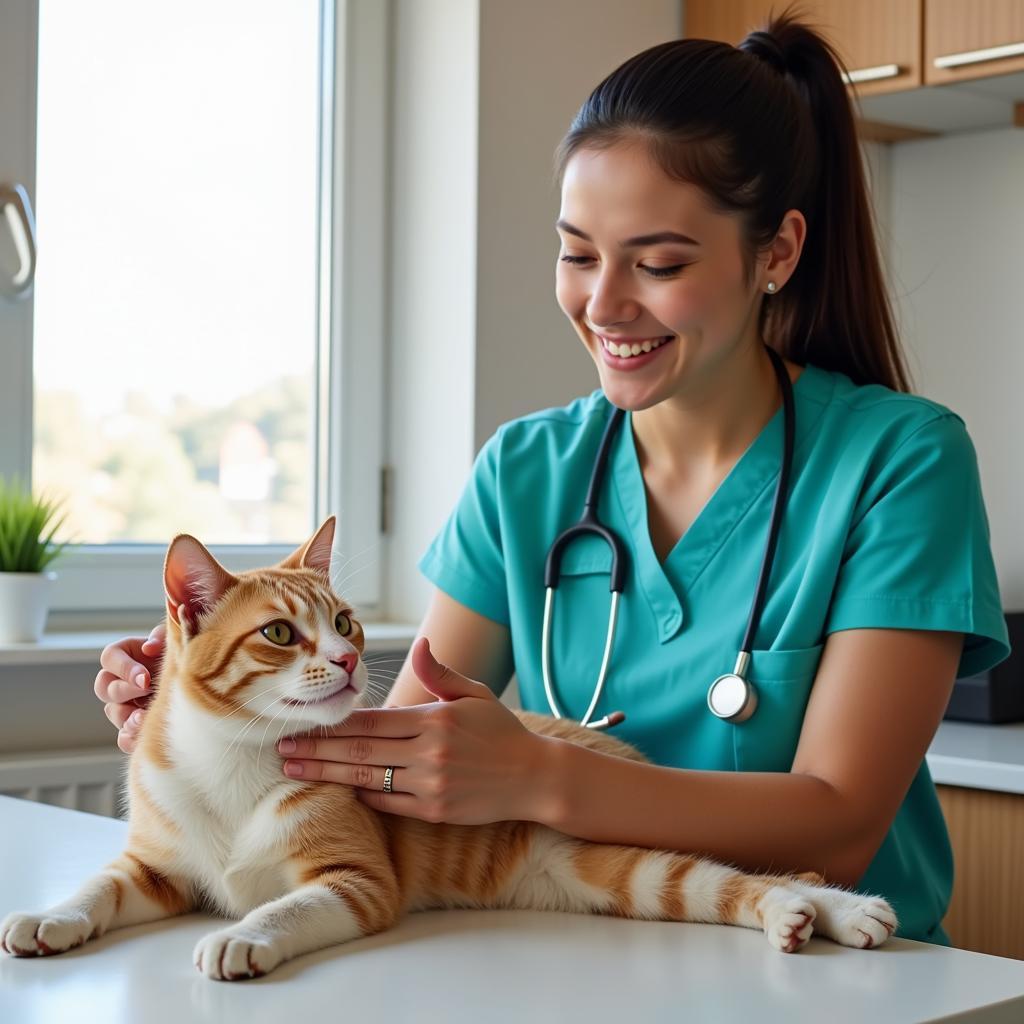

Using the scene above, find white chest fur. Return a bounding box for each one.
[134,692,310,917]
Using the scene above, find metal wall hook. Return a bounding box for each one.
[0,183,37,300]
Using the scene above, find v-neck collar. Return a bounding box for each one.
[608,363,835,644]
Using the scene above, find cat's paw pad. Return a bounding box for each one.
[764,896,816,953]
[0,911,93,957]
[194,926,283,981]
[832,896,897,949]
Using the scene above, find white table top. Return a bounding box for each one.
[2,795,1024,1024]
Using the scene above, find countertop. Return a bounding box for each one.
[928,720,1024,795]
[2,796,1024,1023]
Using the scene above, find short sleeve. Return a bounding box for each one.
[825,413,1010,678]
[417,429,510,625]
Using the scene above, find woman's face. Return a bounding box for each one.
[555,142,767,411]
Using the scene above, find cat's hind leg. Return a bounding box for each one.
[496,830,817,953]
[1,850,193,958]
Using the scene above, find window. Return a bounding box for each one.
[0,0,388,625]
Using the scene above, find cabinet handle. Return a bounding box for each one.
[842,63,902,84]
[0,183,37,300]
[934,41,1024,69]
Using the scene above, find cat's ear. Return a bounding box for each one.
[277,516,336,579]
[163,535,237,639]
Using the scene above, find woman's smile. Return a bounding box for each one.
[597,333,676,370]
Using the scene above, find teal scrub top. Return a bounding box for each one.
[418,362,1011,944]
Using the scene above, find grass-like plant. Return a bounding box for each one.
[0,476,72,573]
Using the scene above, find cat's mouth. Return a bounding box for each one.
[281,681,355,708]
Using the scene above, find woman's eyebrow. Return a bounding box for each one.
[555,219,700,247]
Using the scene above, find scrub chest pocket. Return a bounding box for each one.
[731,645,825,772]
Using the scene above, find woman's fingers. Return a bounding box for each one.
[116,727,139,755]
[96,627,165,701]
[97,637,152,693]
[276,734,414,767]
[104,702,146,755]
[103,698,148,731]
[316,706,429,740]
[283,759,408,792]
[94,668,151,707]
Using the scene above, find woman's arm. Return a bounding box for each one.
[537,627,963,886]
[383,588,515,708]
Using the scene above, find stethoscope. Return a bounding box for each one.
[541,345,795,729]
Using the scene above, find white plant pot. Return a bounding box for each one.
[0,571,57,643]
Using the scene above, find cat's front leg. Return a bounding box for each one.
[1,851,193,958]
[194,871,400,981]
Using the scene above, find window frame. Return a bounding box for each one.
[0,0,389,631]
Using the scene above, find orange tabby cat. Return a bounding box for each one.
[0,517,896,979]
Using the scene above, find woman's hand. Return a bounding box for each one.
[276,637,556,826]
[94,624,166,754]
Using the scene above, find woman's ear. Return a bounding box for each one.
[276,515,336,578]
[761,208,807,292]
[163,535,237,639]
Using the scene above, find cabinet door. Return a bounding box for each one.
[936,784,1024,961]
[926,0,1024,84]
[684,0,922,95]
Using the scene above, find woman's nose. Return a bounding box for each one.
[329,652,358,674]
[586,266,638,327]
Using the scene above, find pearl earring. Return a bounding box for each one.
[766,281,777,293]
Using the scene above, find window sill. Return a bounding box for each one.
[0,622,419,667]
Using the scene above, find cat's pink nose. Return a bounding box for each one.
[330,652,358,674]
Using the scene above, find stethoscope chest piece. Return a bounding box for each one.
[707,672,758,722]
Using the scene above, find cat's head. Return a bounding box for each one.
[161,516,368,729]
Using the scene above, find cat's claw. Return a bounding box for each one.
[763,897,817,953]
[0,911,93,957]
[194,926,282,981]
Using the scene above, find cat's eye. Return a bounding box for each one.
[261,621,294,645]
[335,612,352,636]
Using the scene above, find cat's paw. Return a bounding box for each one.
[763,896,816,953]
[194,925,284,981]
[0,910,95,957]
[829,895,898,949]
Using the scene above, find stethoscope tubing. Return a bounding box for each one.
[540,345,795,729]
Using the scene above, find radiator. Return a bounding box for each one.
[0,748,126,819]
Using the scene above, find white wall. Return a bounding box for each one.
[886,127,1024,610]
[385,0,681,623]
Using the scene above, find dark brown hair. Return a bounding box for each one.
[553,7,912,392]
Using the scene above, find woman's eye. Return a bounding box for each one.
[261,621,294,645]
[559,255,685,278]
[335,612,352,636]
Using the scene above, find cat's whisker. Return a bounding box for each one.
[256,699,298,776]
[330,556,380,596]
[215,673,308,723]
[329,541,380,593]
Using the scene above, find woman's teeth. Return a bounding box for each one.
[602,336,671,358]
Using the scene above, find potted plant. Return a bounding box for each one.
[0,476,71,643]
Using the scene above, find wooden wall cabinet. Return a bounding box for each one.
[683,0,1024,135]
[926,0,1024,85]
[685,0,922,97]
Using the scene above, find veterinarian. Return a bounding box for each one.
[95,13,1010,945]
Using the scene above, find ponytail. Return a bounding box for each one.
[554,7,912,392]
